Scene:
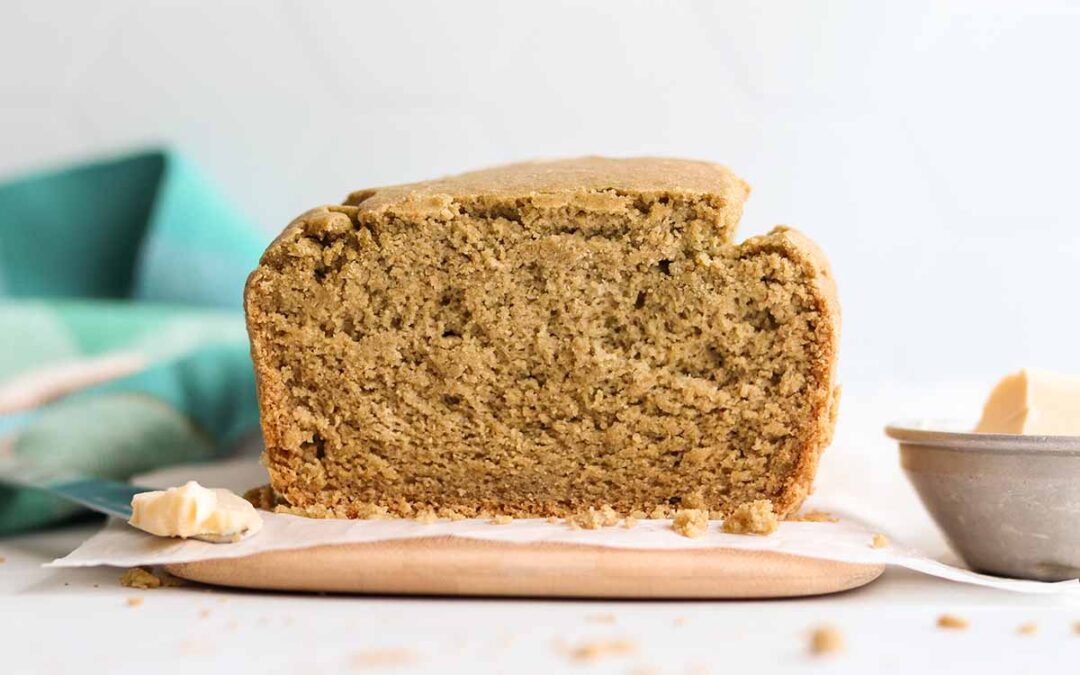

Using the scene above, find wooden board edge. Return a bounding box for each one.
[167,536,885,599]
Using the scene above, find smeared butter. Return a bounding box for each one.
[129,481,262,540]
[975,369,1080,435]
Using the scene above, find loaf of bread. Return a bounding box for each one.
[245,157,840,519]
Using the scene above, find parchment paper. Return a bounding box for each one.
[48,455,1080,595]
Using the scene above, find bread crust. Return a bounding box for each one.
[741,226,841,515]
[344,156,750,212]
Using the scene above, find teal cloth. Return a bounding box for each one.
[0,150,268,535]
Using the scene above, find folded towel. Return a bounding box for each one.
[0,150,268,534]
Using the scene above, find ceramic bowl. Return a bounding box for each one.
[886,420,1080,581]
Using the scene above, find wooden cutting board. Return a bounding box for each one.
[166,536,884,598]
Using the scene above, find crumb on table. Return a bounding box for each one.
[564,639,637,662]
[586,613,616,624]
[349,648,417,669]
[871,533,890,549]
[937,614,969,630]
[672,509,708,538]
[721,500,778,535]
[120,567,162,590]
[809,625,844,655]
[489,514,513,525]
[1017,622,1038,636]
[126,597,144,608]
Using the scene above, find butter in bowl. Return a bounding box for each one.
[886,369,1080,581]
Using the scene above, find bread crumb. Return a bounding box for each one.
[414,509,438,524]
[350,648,417,669]
[721,500,778,535]
[871,533,890,549]
[1073,620,1080,635]
[546,516,561,524]
[648,505,673,519]
[276,501,391,520]
[565,639,637,662]
[788,510,839,523]
[490,514,513,525]
[672,509,708,538]
[809,625,844,655]
[438,507,467,521]
[674,616,687,626]
[937,614,969,630]
[126,596,144,607]
[243,484,279,510]
[1017,622,1038,636]
[586,613,616,624]
[199,609,212,619]
[120,567,162,590]
[569,505,621,529]
[622,516,638,529]
[0,556,6,564]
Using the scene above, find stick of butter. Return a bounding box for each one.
[975,369,1080,435]
[129,481,263,540]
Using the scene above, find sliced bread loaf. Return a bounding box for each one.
[245,157,840,519]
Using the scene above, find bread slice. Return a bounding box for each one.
[244,157,840,519]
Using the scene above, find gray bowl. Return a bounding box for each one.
[886,420,1080,581]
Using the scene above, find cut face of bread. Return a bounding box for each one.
[245,157,840,519]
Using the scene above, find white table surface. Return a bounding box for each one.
[3,521,1079,675]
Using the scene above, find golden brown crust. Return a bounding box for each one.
[259,158,750,271]
[738,226,842,516]
[243,267,282,489]
[343,156,750,213]
[245,207,363,493]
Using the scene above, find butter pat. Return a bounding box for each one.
[975,369,1080,435]
[129,481,262,540]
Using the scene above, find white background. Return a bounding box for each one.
[4,0,1080,393]
[5,3,1080,672]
